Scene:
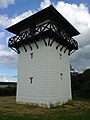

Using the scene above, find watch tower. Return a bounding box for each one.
[6,5,79,107]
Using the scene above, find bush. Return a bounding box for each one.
[0,86,16,96]
[71,69,90,99]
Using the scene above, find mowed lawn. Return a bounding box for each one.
[0,96,90,120]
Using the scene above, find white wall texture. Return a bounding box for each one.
[16,38,72,107]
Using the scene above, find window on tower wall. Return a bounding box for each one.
[29,77,33,84]
[60,73,63,80]
[59,53,62,60]
[30,53,34,59]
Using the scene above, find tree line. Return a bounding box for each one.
[71,68,90,99]
[0,83,16,96]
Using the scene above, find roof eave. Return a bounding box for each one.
[6,5,80,36]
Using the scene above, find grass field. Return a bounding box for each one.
[0,96,90,120]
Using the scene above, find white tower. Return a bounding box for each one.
[6,5,80,107]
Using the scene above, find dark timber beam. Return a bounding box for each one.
[64,47,68,53]
[28,41,33,51]
[42,23,50,32]
[50,39,55,47]
[31,28,35,37]
[12,47,20,54]
[69,50,75,55]
[51,24,57,32]
[68,52,70,56]
[42,37,47,46]
[17,49,20,54]
[68,49,72,56]
[56,43,61,50]
[33,40,39,49]
[48,37,51,46]
[35,27,40,33]
[60,46,64,52]
[22,44,27,52]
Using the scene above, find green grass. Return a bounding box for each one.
[0,96,90,120]
[0,110,90,120]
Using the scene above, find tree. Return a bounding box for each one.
[71,68,90,99]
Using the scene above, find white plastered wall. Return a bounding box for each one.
[16,38,72,107]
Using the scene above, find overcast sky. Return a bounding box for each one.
[0,0,90,81]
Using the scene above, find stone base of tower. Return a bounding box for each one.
[16,98,72,108]
[16,39,72,108]
[16,91,72,108]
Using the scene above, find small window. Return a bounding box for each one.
[29,77,33,84]
[30,53,34,59]
[60,73,63,80]
[59,53,62,60]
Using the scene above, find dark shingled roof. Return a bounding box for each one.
[6,5,80,37]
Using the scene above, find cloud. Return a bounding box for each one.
[0,0,15,8]
[55,2,90,32]
[0,74,8,82]
[0,74,17,82]
[40,0,51,9]
[0,14,12,28]
[0,45,18,68]
[11,10,34,26]
[70,44,90,71]
[0,10,34,28]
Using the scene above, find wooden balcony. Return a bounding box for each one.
[8,21,78,54]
